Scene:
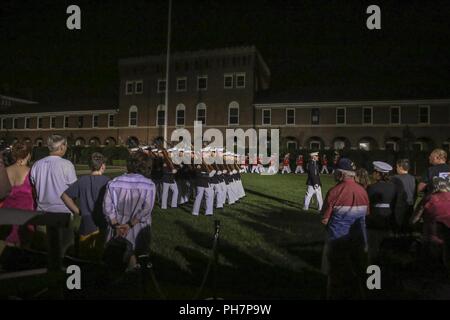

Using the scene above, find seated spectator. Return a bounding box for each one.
[103,151,155,270]
[62,152,110,259]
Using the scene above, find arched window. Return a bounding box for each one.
[228,101,239,125]
[156,105,165,126]
[129,105,138,127]
[196,103,207,125]
[176,104,185,126]
[35,138,43,147]
[75,137,86,146]
[104,137,117,146]
[89,137,101,146]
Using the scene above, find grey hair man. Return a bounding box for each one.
[31,134,77,254]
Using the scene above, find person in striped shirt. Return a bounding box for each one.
[321,158,370,299]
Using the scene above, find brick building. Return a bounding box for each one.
[0,46,449,153]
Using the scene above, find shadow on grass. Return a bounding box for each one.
[173,220,327,299]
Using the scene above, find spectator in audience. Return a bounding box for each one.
[412,176,450,263]
[355,168,370,189]
[418,149,450,195]
[391,159,417,234]
[103,151,155,269]
[30,135,77,254]
[61,152,110,259]
[321,157,369,299]
[366,161,397,263]
[2,142,35,247]
[0,144,11,201]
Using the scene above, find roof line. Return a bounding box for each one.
[254,98,450,107]
[0,94,38,104]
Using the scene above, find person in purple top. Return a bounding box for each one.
[103,151,155,269]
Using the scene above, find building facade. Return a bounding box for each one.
[0,46,449,153]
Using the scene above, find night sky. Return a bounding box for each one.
[1,0,450,103]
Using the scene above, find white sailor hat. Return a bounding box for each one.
[201,146,211,152]
[373,161,393,173]
[151,148,158,152]
[309,152,319,156]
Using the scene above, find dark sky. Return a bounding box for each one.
[1,0,450,103]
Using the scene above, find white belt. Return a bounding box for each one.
[374,203,390,208]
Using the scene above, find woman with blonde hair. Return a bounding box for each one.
[2,142,35,246]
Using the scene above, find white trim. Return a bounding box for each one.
[2,109,118,118]
[125,81,134,95]
[135,80,143,94]
[418,105,430,124]
[12,117,18,129]
[224,73,233,89]
[385,141,398,151]
[254,98,450,108]
[336,107,346,125]
[50,116,56,129]
[309,140,321,150]
[196,103,207,125]
[176,104,186,126]
[262,108,271,125]
[0,94,38,104]
[286,108,295,125]
[157,79,166,93]
[311,108,320,125]
[108,113,115,128]
[176,77,187,92]
[197,75,208,91]
[63,115,69,128]
[92,114,99,128]
[77,115,84,128]
[228,101,239,126]
[24,117,31,129]
[129,105,138,127]
[362,107,373,125]
[156,104,165,127]
[287,141,297,150]
[390,106,401,125]
[235,72,246,89]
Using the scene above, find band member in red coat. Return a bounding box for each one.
[282,153,291,174]
[320,154,330,174]
[295,155,305,174]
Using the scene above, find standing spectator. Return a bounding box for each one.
[30,135,77,254]
[412,177,450,263]
[355,168,370,189]
[303,152,323,211]
[103,151,155,269]
[391,159,417,233]
[281,153,291,174]
[321,158,369,299]
[418,149,450,195]
[61,152,110,259]
[0,145,12,201]
[295,155,305,174]
[366,161,397,263]
[320,154,329,174]
[2,143,35,247]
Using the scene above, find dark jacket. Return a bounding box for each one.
[306,160,321,186]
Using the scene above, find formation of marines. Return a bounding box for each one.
[133,145,246,216]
